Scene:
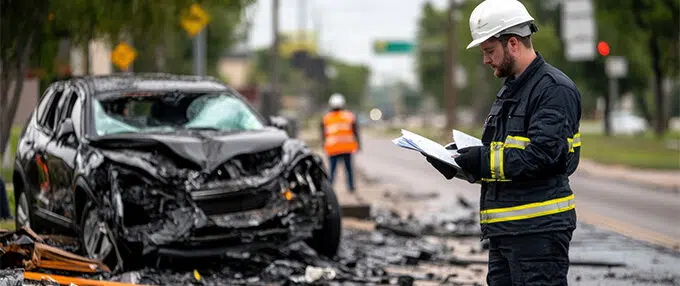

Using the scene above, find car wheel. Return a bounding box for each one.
[80,200,121,270]
[15,192,31,229]
[307,177,342,257]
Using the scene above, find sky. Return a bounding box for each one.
[248,0,450,87]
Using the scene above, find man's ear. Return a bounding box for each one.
[507,36,520,53]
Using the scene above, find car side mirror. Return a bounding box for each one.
[269,115,289,130]
[56,118,75,141]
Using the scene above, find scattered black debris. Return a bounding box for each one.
[371,203,481,239]
[0,269,23,286]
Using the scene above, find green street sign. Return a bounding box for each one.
[374,40,415,54]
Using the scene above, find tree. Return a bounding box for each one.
[0,0,49,160]
[0,0,254,162]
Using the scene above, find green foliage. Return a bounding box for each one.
[580,133,680,170]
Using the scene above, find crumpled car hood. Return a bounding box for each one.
[90,128,289,175]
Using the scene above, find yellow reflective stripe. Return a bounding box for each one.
[504,136,530,150]
[499,143,506,179]
[481,203,575,224]
[490,142,504,179]
[572,133,581,147]
[481,178,512,182]
[490,142,496,179]
[480,194,575,224]
[481,194,574,214]
[567,132,581,152]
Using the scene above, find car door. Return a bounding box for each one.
[32,83,66,229]
[18,84,60,229]
[43,84,81,227]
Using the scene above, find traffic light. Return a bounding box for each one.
[597,41,610,57]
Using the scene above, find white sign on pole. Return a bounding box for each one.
[605,56,628,78]
[561,0,596,61]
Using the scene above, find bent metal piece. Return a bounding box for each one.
[24,272,144,286]
[1,226,110,273]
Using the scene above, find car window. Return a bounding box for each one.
[59,90,78,123]
[52,88,74,129]
[36,88,56,126]
[41,88,64,132]
[71,97,83,137]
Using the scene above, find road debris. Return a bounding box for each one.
[0,227,110,274]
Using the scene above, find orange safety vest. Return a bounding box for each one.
[323,110,358,156]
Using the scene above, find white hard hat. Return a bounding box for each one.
[329,93,345,108]
[466,0,536,49]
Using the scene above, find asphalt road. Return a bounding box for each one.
[354,134,680,285]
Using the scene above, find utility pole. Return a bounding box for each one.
[444,0,459,131]
[193,29,206,76]
[298,0,310,119]
[266,0,281,118]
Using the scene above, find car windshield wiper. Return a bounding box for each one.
[182,127,223,132]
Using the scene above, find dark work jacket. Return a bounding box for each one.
[476,54,581,238]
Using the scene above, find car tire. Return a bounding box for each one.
[79,199,122,271]
[307,177,342,257]
[15,191,31,229]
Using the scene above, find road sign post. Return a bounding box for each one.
[181,4,210,76]
[604,56,628,136]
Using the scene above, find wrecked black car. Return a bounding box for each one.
[12,74,341,271]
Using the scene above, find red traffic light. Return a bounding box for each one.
[598,41,610,57]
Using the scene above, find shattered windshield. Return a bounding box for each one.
[92,92,264,136]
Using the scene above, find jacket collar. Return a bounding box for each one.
[498,53,545,98]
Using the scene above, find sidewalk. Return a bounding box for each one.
[576,159,680,191]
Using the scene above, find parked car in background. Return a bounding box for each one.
[611,111,647,135]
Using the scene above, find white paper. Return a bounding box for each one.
[452,130,483,149]
[392,129,483,183]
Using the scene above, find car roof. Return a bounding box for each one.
[68,73,230,95]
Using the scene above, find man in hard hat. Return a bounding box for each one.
[321,93,360,192]
[424,0,582,284]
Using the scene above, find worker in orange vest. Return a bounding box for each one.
[321,93,360,192]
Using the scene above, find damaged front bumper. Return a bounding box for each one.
[111,157,328,259]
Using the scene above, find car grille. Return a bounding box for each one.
[194,190,271,216]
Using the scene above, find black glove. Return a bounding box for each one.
[422,153,457,180]
[454,146,483,179]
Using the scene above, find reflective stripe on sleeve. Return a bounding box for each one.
[490,142,505,180]
[504,135,530,149]
[480,194,575,224]
[568,133,581,152]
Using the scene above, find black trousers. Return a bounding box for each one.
[487,230,573,286]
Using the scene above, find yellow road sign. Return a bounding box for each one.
[181,4,210,37]
[111,42,137,71]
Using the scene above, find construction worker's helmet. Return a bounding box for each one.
[329,93,345,109]
[466,0,536,49]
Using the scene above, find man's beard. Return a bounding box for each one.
[494,48,516,78]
